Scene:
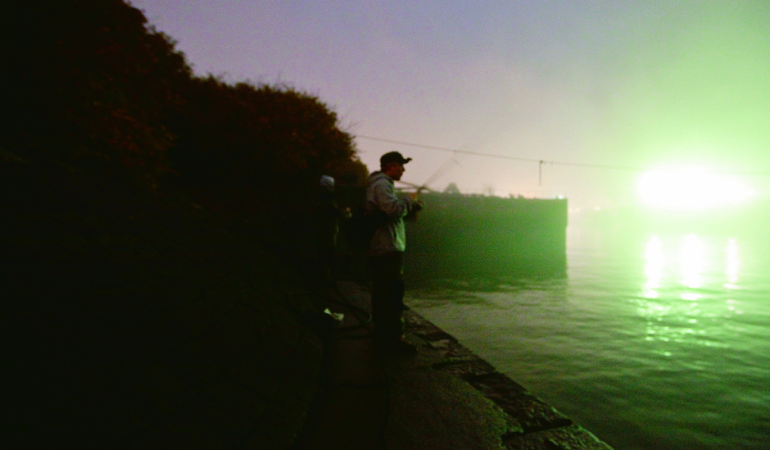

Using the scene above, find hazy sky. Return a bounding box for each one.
[131,0,769,208]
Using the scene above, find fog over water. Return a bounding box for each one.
[408,209,770,449]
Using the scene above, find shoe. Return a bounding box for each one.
[392,337,417,355]
[375,336,417,355]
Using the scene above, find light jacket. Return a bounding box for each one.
[365,171,413,256]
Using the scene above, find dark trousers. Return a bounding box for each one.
[368,252,405,342]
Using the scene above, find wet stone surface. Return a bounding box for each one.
[401,309,614,450]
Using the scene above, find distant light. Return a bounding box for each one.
[638,168,754,209]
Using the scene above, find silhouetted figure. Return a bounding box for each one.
[315,175,341,287]
[366,152,423,354]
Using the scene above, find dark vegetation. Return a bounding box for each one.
[2,2,368,446]
[1,0,368,220]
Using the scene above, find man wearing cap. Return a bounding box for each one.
[366,151,423,353]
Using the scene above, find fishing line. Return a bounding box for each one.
[414,135,483,191]
[357,134,770,177]
[358,134,541,164]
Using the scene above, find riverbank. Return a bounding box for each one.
[295,280,613,450]
[3,160,611,448]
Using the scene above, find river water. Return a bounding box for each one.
[407,210,770,449]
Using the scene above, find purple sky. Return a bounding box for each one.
[131,0,770,209]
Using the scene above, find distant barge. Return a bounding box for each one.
[336,188,568,281]
[404,192,567,280]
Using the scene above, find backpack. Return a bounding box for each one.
[342,206,390,248]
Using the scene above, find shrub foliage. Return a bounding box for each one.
[1,0,368,212]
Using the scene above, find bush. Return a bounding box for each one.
[1,0,368,213]
[1,0,191,184]
[169,78,367,215]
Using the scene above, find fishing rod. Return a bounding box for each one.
[361,134,483,194]
[395,179,436,194]
[398,146,469,195]
[408,132,490,194]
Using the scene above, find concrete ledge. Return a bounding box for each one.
[406,309,613,449]
[294,280,613,449]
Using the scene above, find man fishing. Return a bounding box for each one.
[366,151,423,354]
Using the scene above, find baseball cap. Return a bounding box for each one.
[380,151,412,167]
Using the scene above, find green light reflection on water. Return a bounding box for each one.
[725,238,739,289]
[679,233,704,291]
[638,233,744,353]
[642,235,662,299]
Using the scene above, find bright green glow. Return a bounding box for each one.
[637,235,744,349]
[680,292,702,301]
[643,235,663,299]
[725,238,739,289]
[638,169,754,209]
[680,234,704,289]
